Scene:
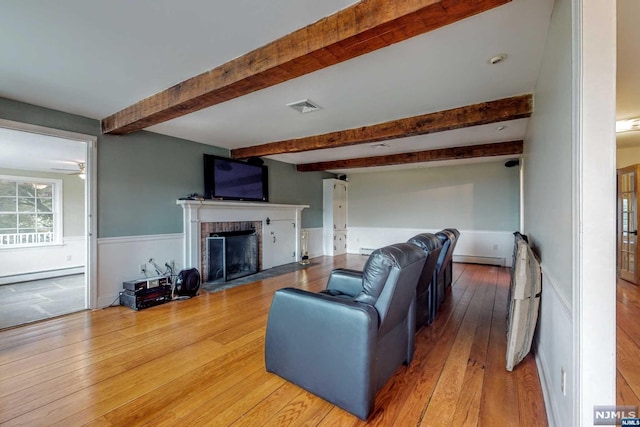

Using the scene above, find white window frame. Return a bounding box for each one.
[0,174,63,248]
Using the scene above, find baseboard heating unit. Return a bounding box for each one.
[453,255,505,266]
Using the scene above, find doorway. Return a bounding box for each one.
[0,119,97,328]
[617,164,639,284]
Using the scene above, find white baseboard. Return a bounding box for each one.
[453,255,505,266]
[347,227,514,266]
[0,266,85,285]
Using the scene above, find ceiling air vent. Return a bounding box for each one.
[286,99,321,114]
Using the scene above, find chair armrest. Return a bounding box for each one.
[326,268,364,297]
[265,287,378,420]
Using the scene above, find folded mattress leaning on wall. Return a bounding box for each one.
[506,232,542,371]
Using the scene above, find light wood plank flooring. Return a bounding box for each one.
[0,256,547,426]
[617,277,640,407]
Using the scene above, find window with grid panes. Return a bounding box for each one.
[0,176,61,247]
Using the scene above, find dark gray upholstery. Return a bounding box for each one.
[443,228,460,289]
[407,233,443,328]
[435,229,458,307]
[264,243,426,420]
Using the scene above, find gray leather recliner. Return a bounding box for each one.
[435,229,457,307]
[264,243,426,420]
[407,233,443,328]
[442,228,460,288]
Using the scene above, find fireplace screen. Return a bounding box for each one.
[206,230,258,282]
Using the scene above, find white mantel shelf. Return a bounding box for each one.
[177,199,309,272]
[177,199,309,211]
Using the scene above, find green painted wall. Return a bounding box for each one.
[0,97,329,237]
[99,133,227,236]
[348,161,519,231]
[523,0,573,300]
[264,159,335,228]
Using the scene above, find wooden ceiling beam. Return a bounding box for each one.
[295,140,523,172]
[232,94,532,159]
[102,0,511,135]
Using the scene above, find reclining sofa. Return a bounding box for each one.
[434,229,458,307]
[407,233,442,328]
[264,243,426,420]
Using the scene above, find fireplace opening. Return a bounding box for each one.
[206,229,258,283]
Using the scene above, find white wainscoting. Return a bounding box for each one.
[534,266,573,427]
[96,228,324,308]
[0,236,86,285]
[97,233,184,308]
[346,227,515,267]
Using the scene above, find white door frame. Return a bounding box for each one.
[572,0,617,424]
[0,118,98,309]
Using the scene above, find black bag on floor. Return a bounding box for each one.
[175,268,200,297]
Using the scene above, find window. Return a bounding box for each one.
[0,176,62,247]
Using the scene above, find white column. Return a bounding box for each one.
[182,203,201,269]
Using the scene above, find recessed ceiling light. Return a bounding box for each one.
[488,54,507,65]
[286,99,321,114]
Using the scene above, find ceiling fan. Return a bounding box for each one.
[52,161,86,179]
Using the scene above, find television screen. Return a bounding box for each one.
[204,155,268,202]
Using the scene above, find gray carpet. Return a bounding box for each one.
[202,262,317,293]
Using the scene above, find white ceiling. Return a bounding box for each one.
[1,0,631,174]
[0,127,86,173]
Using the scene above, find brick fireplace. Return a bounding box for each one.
[178,200,308,278]
[200,221,262,282]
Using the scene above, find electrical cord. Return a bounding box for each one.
[105,291,123,308]
[104,259,179,308]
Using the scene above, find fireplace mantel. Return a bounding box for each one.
[178,200,309,273]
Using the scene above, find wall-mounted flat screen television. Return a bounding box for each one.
[204,154,269,202]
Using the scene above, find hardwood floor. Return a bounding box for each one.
[617,277,640,407]
[0,256,547,426]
